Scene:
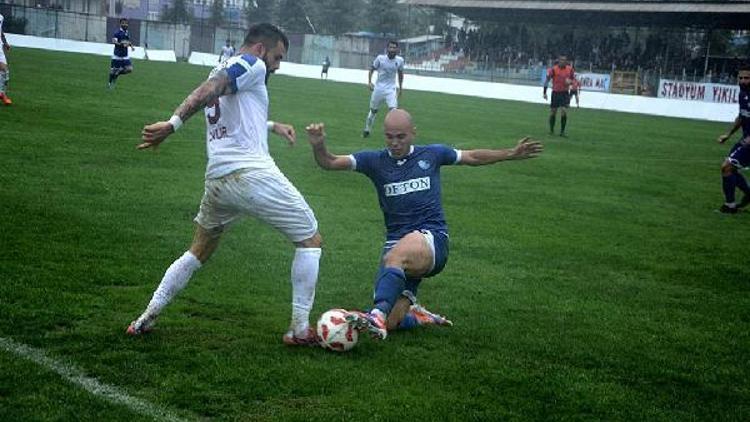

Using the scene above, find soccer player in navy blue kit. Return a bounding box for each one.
[305,109,543,339]
[717,66,750,214]
[108,18,135,89]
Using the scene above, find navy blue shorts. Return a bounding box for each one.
[111,58,132,69]
[728,141,750,169]
[381,229,450,295]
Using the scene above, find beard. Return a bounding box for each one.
[387,53,396,59]
[262,53,273,85]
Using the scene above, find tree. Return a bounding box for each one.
[209,0,226,28]
[367,0,401,37]
[276,0,312,33]
[245,0,275,26]
[313,0,363,35]
[162,0,192,25]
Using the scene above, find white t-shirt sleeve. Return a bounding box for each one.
[225,54,265,93]
[372,56,380,69]
[398,57,405,71]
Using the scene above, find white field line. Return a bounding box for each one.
[0,336,187,422]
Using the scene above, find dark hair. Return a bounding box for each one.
[119,18,128,23]
[244,23,289,51]
[388,40,399,47]
[740,63,750,73]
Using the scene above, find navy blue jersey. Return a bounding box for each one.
[739,88,750,138]
[113,28,130,58]
[352,144,460,241]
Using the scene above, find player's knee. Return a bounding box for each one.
[370,109,378,114]
[297,232,322,248]
[721,162,735,176]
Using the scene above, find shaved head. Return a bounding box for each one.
[383,109,416,159]
[384,108,414,131]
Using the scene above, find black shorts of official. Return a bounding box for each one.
[551,91,570,108]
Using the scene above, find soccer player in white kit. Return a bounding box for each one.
[363,40,404,138]
[128,23,322,346]
[219,39,235,63]
[0,12,12,106]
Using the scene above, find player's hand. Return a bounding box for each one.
[368,82,374,91]
[512,137,543,159]
[717,134,730,144]
[305,123,326,147]
[272,122,296,146]
[138,121,174,150]
[130,45,135,51]
[3,44,9,52]
[543,92,548,100]
[397,88,402,98]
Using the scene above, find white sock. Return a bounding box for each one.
[141,251,202,319]
[0,70,6,94]
[290,247,321,336]
[365,111,376,131]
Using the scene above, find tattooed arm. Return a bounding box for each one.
[138,69,233,150]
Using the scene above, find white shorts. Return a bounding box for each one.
[369,88,398,110]
[194,166,318,242]
[0,48,6,65]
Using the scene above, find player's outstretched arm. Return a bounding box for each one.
[305,123,353,171]
[718,116,741,144]
[138,70,233,150]
[459,137,543,166]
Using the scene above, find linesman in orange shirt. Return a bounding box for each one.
[543,55,575,136]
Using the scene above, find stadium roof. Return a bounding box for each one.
[401,1,750,28]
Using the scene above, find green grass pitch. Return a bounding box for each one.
[1,48,748,420]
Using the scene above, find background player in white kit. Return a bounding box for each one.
[128,23,323,346]
[363,40,404,138]
[0,12,12,106]
[219,39,235,63]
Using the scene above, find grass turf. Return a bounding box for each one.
[1,48,748,420]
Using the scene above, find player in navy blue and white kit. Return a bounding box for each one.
[306,109,543,340]
[128,24,323,347]
[0,12,12,105]
[716,65,750,214]
[108,18,135,89]
[363,40,404,138]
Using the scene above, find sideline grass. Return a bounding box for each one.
[1,48,748,420]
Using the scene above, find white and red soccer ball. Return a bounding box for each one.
[316,309,358,352]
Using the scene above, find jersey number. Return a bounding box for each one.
[206,99,221,125]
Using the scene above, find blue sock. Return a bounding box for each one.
[722,175,737,203]
[373,267,405,315]
[398,313,420,330]
[404,277,421,298]
[734,173,750,195]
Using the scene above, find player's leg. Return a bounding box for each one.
[127,224,222,335]
[720,157,740,213]
[385,231,452,331]
[548,104,558,135]
[0,54,11,105]
[364,91,383,137]
[385,88,398,111]
[119,62,133,76]
[560,105,568,136]
[729,145,750,208]
[349,231,435,339]
[127,181,232,335]
[235,167,322,345]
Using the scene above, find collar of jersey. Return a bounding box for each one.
[387,145,414,159]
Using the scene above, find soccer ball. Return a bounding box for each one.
[316,309,358,352]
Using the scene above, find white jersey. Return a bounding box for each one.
[204,54,274,179]
[219,45,234,62]
[372,54,404,91]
